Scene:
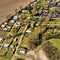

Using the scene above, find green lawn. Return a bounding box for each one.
[50,38,60,50]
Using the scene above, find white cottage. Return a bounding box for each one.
[4,44,9,48]
[10,20,15,23]
[26,30,31,34]
[1,24,5,28]
[13,15,19,20]
[4,22,7,25]
[7,26,11,29]
[0,38,3,43]
[3,28,8,31]
[14,22,21,28]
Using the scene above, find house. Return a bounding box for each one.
[4,44,9,48]
[45,4,49,8]
[38,17,44,21]
[30,1,37,7]
[17,48,27,55]
[37,9,43,15]
[27,17,31,20]
[35,23,39,27]
[43,10,49,13]
[4,22,7,25]
[33,16,38,20]
[13,15,19,20]
[1,24,5,28]
[30,24,34,28]
[26,30,31,34]
[34,1,37,4]
[56,0,59,2]
[22,10,27,13]
[0,38,3,43]
[14,22,21,28]
[10,20,15,23]
[46,0,50,5]
[7,26,11,29]
[10,45,14,48]
[43,10,49,16]
[18,50,25,55]
[50,0,59,2]
[30,3,33,7]
[43,12,48,16]
[14,38,18,42]
[3,28,8,31]
[1,22,8,28]
[52,11,60,18]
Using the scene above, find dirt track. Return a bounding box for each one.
[26,50,49,60]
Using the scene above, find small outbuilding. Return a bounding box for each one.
[13,15,19,20]
[26,30,31,34]
[4,44,9,48]
[1,24,5,28]
[14,22,21,28]
[0,38,4,43]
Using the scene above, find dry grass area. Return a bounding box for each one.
[0,0,34,24]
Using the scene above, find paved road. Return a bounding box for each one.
[11,23,29,60]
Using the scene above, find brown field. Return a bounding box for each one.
[0,0,34,24]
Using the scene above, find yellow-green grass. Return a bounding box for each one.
[14,55,25,60]
[49,38,60,50]
[0,47,15,60]
[17,55,26,60]
[12,41,18,48]
[4,38,13,44]
[40,0,47,8]
[20,36,30,49]
[14,56,17,60]
[18,25,26,34]
[0,48,7,56]
[44,29,53,35]
[31,20,36,24]
[0,28,3,31]
[42,21,48,26]
[20,27,41,49]
[9,26,18,36]
[8,22,14,26]
[37,21,41,25]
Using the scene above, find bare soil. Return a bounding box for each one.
[0,0,34,24]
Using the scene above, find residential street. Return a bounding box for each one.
[11,23,29,60]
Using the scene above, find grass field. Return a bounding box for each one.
[49,38,60,50]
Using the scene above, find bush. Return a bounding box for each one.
[42,41,60,60]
